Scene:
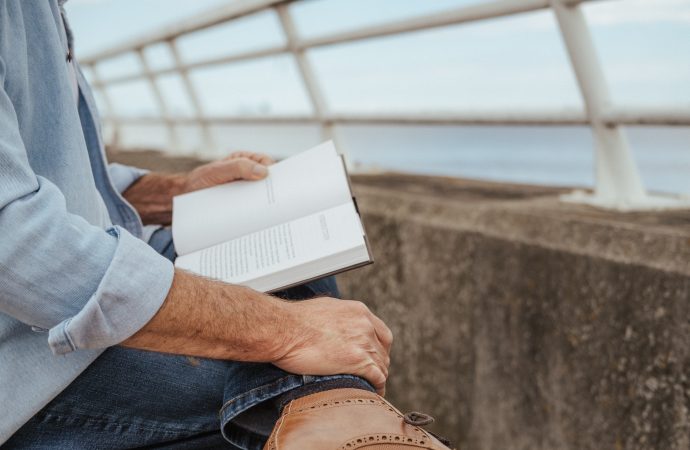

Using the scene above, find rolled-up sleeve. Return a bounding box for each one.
[0,69,173,355]
[46,226,174,355]
[108,162,148,194]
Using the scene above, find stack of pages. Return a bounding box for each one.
[172,141,373,293]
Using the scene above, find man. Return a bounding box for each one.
[0,2,451,449]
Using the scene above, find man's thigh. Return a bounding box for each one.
[5,345,238,449]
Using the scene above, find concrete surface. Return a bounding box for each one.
[110,150,690,450]
[339,174,690,450]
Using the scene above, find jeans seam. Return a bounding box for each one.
[35,409,215,435]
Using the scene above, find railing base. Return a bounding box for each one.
[561,190,690,211]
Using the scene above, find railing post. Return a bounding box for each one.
[550,0,648,209]
[275,4,343,152]
[168,39,215,156]
[136,48,179,152]
[88,63,121,150]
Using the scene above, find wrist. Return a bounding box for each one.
[209,281,296,362]
[249,292,298,362]
[168,173,189,195]
[122,172,187,225]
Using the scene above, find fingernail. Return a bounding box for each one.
[252,164,268,177]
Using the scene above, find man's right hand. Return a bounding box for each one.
[122,270,393,395]
[273,297,393,395]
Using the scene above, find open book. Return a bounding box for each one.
[172,141,373,293]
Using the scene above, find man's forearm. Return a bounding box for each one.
[122,269,292,361]
[122,269,394,393]
[122,173,186,225]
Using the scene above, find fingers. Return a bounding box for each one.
[354,301,393,353]
[369,312,394,353]
[362,361,387,396]
[225,151,275,166]
[216,157,269,181]
[354,304,391,396]
[368,343,389,378]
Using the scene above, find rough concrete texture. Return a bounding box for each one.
[109,151,690,449]
[338,174,690,450]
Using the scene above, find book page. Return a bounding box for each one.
[175,202,365,286]
[172,141,352,255]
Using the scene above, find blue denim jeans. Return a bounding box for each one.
[5,229,371,449]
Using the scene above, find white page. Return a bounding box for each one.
[172,141,352,255]
[175,202,365,288]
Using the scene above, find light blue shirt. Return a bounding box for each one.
[0,1,175,442]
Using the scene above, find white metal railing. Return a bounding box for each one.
[80,0,690,211]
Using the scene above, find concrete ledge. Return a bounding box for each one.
[338,174,690,449]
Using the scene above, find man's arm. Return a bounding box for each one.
[123,269,393,394]
[123,152,273,225]
[121,150,393,393]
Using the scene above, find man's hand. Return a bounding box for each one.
[273,297,393,395]
[123,270,393,396]
[123,151,275,225]
[183,151,275,193]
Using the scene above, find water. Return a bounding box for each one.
[340,125,690,195]
[111,124,690,195]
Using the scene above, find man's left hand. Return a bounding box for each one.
[123,151,276,225]
[183,151,275,193]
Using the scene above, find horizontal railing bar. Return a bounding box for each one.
[331,112,588,126]
[110,115,317,125]
[92,45,289,87]
[103,109,690,127]
[83,0,592,69]
[599,109,690,126]
[80,0,290,65]
[298,0,553,50]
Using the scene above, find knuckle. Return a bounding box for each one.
[344,300,366,316]
[353,301,369,313]
[237,159,256,175]
[372,369,387,385]
[226,159,245,173]
[357,319,375,334]
[347,347,368,363]
[364,362,381,377]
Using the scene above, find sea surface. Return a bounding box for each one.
[113,124,690,195]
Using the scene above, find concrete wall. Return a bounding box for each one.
[338,174,690,450]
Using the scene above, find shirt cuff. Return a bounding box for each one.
[48,226,174,355]
[108,163,149,193]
